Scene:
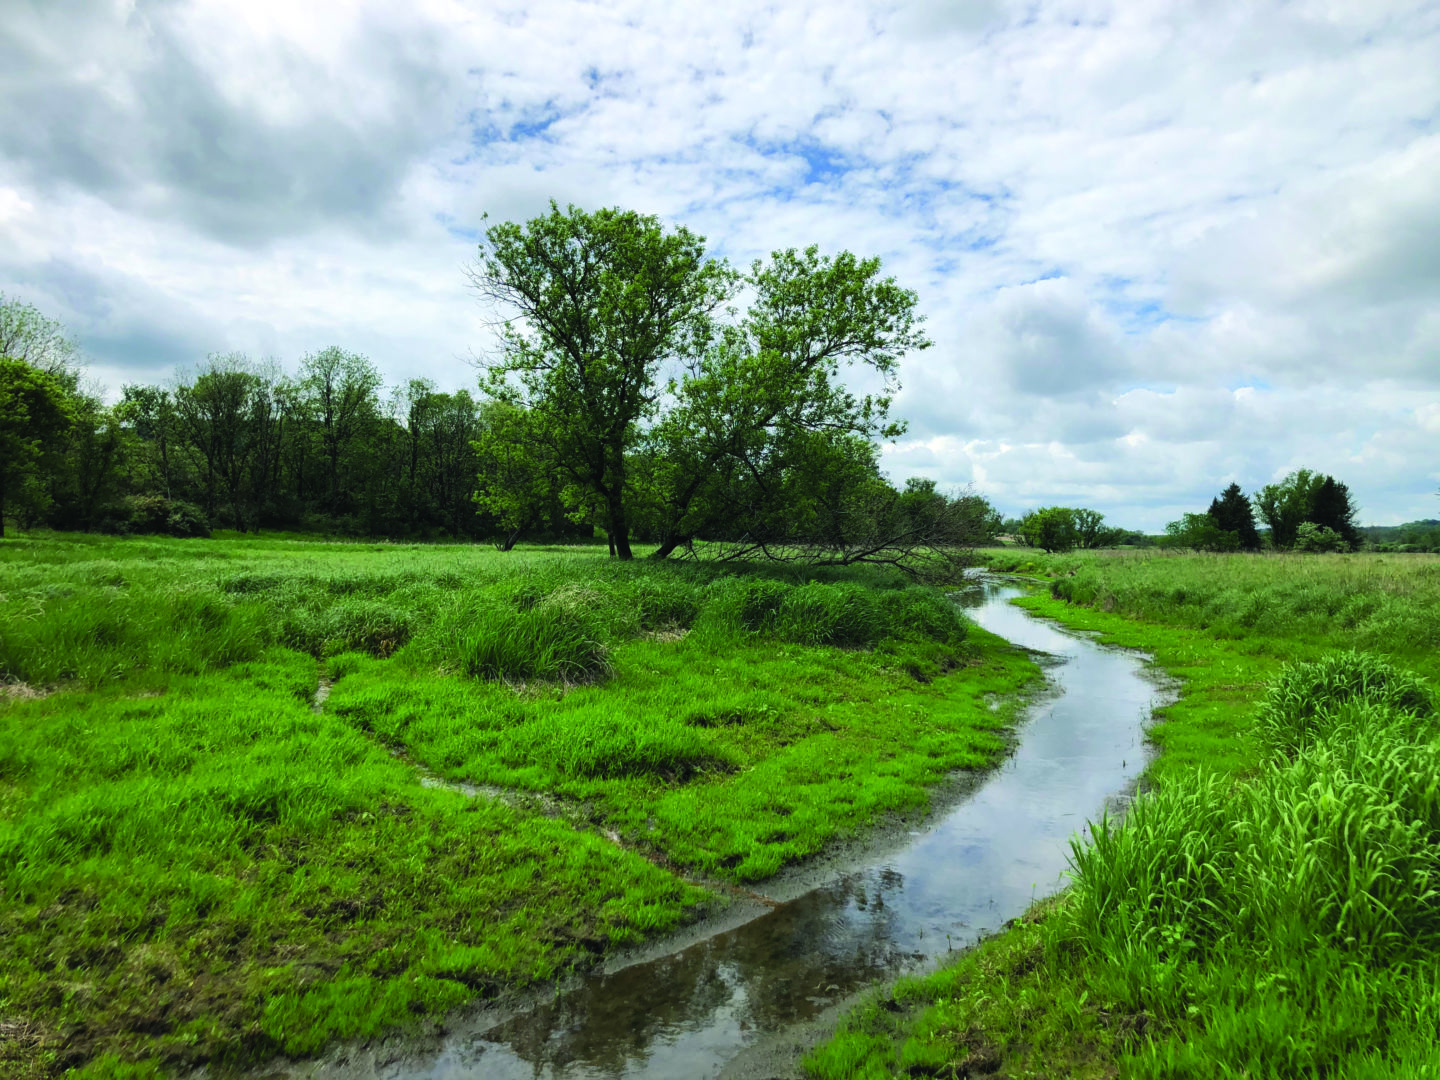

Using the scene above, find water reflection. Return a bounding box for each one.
[387,578,1167,1080]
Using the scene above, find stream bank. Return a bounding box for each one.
[261,576,1170,1080]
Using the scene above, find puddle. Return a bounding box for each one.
[284,577,1171,1079]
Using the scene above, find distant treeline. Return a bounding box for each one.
[1362,519,1440,553]
[1,263,1004,568]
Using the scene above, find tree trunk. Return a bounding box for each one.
[607,494,633,560]
[651,534,688,560]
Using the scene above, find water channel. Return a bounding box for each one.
[314,577,1170,1079]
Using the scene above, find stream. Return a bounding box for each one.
[313,577,1170,1079]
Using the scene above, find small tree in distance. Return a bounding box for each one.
[1019,507,1081,553]
[0,357,76,537]
[1163,512,1241,552]
[1207,482,1261,550]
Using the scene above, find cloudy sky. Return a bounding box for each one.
[2,0,1437,529]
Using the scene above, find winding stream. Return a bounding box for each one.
[316,577,1170,1079]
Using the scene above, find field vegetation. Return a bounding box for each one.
[0,533,1038,1078]
[806,548,1440,1079]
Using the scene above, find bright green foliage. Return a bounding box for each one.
[1256,469,1363,551]
[0,356,76,537]
[1018,506,1081,552]
[1254,650,1432,757]
[1295,520,1346,552]
[1163,511,1242,551]
[471,203,735,559]
[471,400,567,550]
[0,534,1037,1076]
[643,245,929,559]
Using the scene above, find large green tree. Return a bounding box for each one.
[1019,507,1081,553]
[0,357,76,537]
[1308,475,1362,549]
[642,246,929,558]
[468,203,735,559]
[0,295,83,392]
[1255,469,1322,549]
[1256,469,1361,550]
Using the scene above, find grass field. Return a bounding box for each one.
[0,533,1039,1079]
[805,549,1440,1079]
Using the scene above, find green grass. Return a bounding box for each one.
[806,550,1440,1079]
[0,533,1040,1078]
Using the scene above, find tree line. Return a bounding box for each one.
[1164,471,1364,552]
[0,299,576,542]
[0,205,1003,569]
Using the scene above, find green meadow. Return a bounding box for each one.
[0,533,1038,1079]
[806,549,1440,1079]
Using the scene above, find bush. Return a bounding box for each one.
[98,496,211,538]
[1255,651,1432,757]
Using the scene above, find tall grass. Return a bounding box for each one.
[1057,652,1440,1075]
[1038,550,1440,673]
[427,597,612,682]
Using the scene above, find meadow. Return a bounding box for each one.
[806,549,1440,1079]
[0,533,1039,1079]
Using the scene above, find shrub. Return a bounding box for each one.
[98,496,211,538]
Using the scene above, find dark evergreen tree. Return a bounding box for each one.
[1206,482,1261,550]
[1309,476,1362,549]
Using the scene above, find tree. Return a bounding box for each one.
[119,385,181,498]
[472,402,563,550]
[0,357,76,537]
[1255,469,1322,549]
[641,246,929,559]
[174,355,279,531]
[1162,512,1241,552]
[1256,469,1361,551]
[1308,476,1361,550]
[1206,482,1261,550]
[468,203,735,559]
[1019,507,1081,553]
[0,295,83,392]
[299,346,381,513]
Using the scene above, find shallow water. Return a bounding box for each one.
[372,579,1167,1079]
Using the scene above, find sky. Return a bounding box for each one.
[1,0,1437,530]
